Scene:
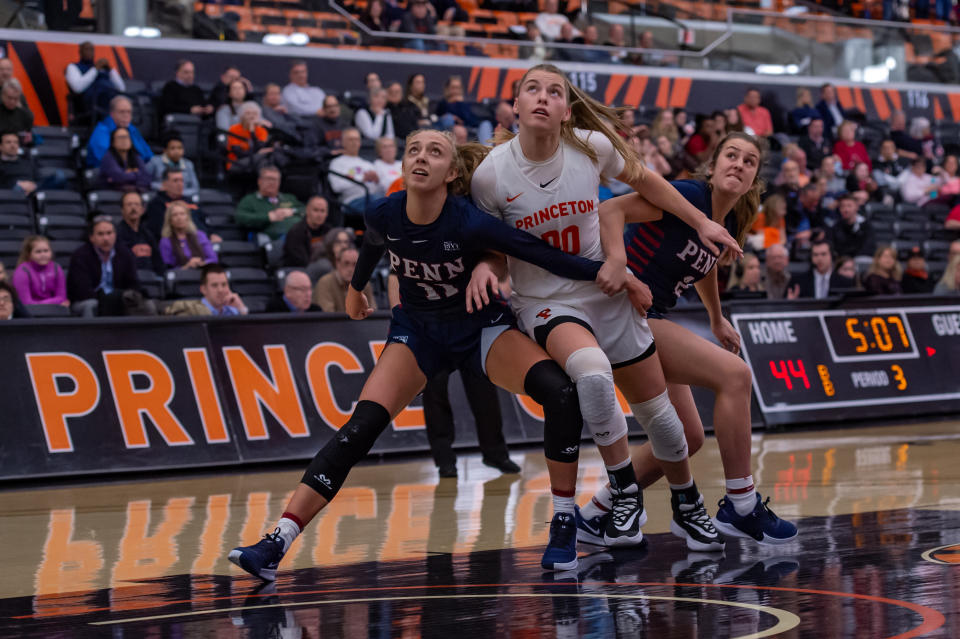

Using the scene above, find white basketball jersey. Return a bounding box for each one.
[472,129,624,301]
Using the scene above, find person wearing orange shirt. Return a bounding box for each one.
[736,88,773,138]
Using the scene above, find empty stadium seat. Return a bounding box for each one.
[227,267,273,296]
[53,240,83,268]
[0,214,33,241]
[0,240,20,268]
[165,268,203,298]
[138,269,166,299]
[0,189,33,222]
[213,240,264,268]
[25,304,71,318]
[37,215,88,242]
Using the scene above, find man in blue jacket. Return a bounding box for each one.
[86,95,153,167]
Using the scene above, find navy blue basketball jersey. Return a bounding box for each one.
[624,179,718,313]
[353,192,604,317]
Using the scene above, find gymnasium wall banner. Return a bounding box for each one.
[1,298,955,482]
[1,29,958,130]
[0,310,722,481]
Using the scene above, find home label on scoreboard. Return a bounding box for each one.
[732,305,960,425]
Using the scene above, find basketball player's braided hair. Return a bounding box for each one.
[493,64,643,185]
[693,131,767,256]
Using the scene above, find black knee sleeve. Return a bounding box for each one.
[301,400,391,501]
[524,359,583,464]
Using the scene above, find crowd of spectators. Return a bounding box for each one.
[0,34,958,323]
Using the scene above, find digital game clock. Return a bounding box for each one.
[733,306,960,425]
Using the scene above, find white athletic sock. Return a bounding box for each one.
[726,476,757,516]
[275,517,301,551]
[581,484,613,520]
[669,478,694,491]
[552,490,576,516]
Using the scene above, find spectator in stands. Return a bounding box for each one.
[934,253,960,295]
[929,155,960,208]
[87,96,152,168]
[282,60,326,117]
[727,253,764,293]
[798,117,831,172]
[724,107,744,133]
[789,87,820,133]
[282,195,332,279]
[374,136,403,193]
[654,135,682,180]
[796,239,853,298]
[215,79,249,132]
[873,139,910,195]
[889,110,921,159]
[317,95,349,154]
[946,204,960,230]
[737,88,773,138]
[12,235,67,307]
[323,227,356,267]
[535,0,577,41]
[117,191,164,274]
[65,41,125,124]
[400,0,442,51]
[0,131,38,194]
[67,215,141,317]
[763,243,799,299]
[651,109,679,151]
[901,246,934,294]
[312,245,376,312]
[684,114,715,164]
[554,23,579,58]
[436,75,491,142]
[570,25,609,65]
[831,193,875,256]
[777,158,808,190]
[833,121,872,172]
[492,100,518,137]
[834,256,860,289]
[0,262,5,282]
[226,101,274,174]
[0,80,32,145]
[639,136,671,177]
[329,128,382,218]
[783,144,809,181]
[359,0,395,46]
[521,22,549,62]
[817,154,846,199]
[99,127,151,192]
[846,161,880,202]
[898,157,938,206]
[605,24,641,65]
[394,73,433,140]
[209,65,250,110]
[267,269,322,313]
[430,0,467,22]
[791,182,825,244]
[863,245,902,295]
[199,263,248,316]
[235,165,304,243]
[0,58,14,92]
[159,200,217,270]
[355,87,395,142]
[146,131,199,196]
[815,83,850,136]
[749,193,787,250]
[145,167,214,241]
[0,280,27,319]
[160,59,213,118]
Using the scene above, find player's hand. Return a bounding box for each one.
[697,218,743,259]
[346,286,374,320]
[712,316,740,354]
[596,259,628,296]
[466,262,497,313]
[623,274,651,317]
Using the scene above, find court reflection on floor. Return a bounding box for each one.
[0,421,958,637]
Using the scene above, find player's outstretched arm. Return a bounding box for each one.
[693,268,740,353]
[620,168,743,259]
[466,252,506,313]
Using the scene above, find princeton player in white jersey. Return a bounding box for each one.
[468,64,744,556]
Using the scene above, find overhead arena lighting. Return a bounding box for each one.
[262,32,309,46]
[755,63,799,75]
[123,26,161,38]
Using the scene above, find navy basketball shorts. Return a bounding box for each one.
[385,299,517,380]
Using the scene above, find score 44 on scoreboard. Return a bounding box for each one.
[732,305,960,425]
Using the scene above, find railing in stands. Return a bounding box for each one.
[326,0,733,64]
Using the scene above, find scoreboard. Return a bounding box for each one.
[733,305,960,425]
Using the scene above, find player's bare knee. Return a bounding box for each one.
[686,424,705,456]
[725,358,753,395]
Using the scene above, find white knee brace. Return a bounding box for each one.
[630,390,687,462]
[564,347,628,447]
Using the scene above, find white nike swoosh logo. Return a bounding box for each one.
[386,235,400,241]
[617,509,640,531]
[412,239,428,244]
[492,314,503,323]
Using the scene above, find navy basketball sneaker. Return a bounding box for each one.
[714,494,798,544]
[574,505,607,546]
[229,529,288,581]
[541,512,579,571]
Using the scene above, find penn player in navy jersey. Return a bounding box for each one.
[579,132,798,545]
[228,130,654,580]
